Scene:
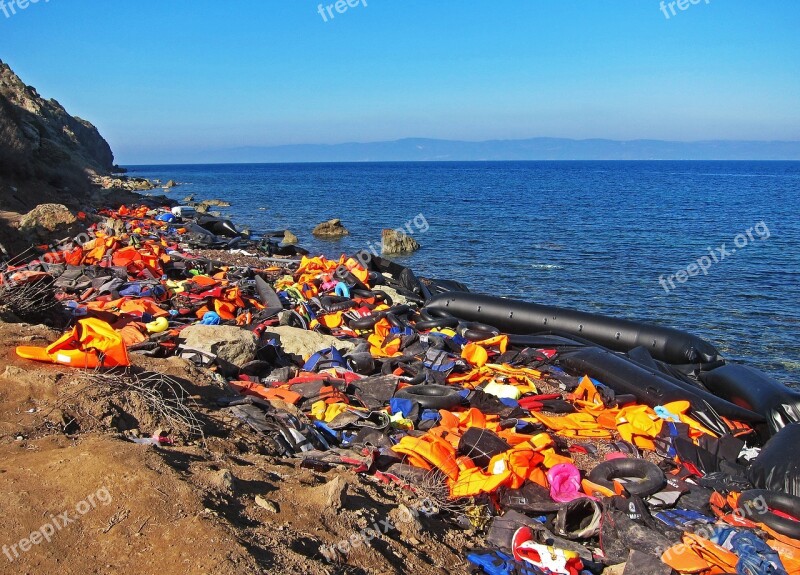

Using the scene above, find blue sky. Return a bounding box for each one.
[1,0,799,163]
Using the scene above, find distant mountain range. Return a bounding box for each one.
[182,137,800,164]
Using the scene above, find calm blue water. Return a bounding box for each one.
[126,161,800,387]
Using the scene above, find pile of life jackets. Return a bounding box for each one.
[7,204,800,575]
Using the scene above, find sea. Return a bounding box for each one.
[125,161,800,387]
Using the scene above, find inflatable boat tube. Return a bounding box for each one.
[557,347,763,434]
[699,364,800,435]
[747,423,800,497]
[587,458,666,497]
[738,490,800,539]
[426,292,721,365]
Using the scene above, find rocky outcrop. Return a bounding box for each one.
[0,59,115,212]
[93,175,155,192]
[312,219,349,238]
[381,229,421,254]
[18,203,78,240]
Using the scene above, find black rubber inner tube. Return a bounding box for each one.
[386,304,412,317]
[394,385,464,410]
[738,490,800,539]
[348,314,380,331]
[458,321,501,342]
[587,458,666,497]
[415,317,459,331]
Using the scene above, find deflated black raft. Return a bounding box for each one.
[426,292,721,365]
[423,291,800,437]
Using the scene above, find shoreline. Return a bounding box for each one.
[1,189,798,573]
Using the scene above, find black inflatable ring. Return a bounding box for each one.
[394,385,464,410]
[386,304,412,317]
[415,316,459,331]
[458,321,501,342]
[349,314,380,331]
[739,490,800,539]
[587,458,666,497]
[424,308,457,319]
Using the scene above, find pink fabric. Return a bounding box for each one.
[547,463,584,503]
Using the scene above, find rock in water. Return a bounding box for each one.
[381,228,420,254]
[312,219,349,238]
[164,180,177,189]
[283,230,299,245]
[180,325,258,368]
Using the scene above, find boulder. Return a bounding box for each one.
[19,203,76,234]
[312,219,349,238]
[164,180,178,189]
[267,325,355,359]
[381,229,420,254]
[180,325,257,368]
[199,199,231,208]
[282,230,299,245]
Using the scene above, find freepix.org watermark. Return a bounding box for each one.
[659,221,770,294]
[1,0,50,20]
[660,0,710,20]
[3,486,112,563]
[321,499,435,560]
[317,0,367,23]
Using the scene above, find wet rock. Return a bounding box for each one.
[283,230,299,245]
[19,204,76,236]
[183,194,194,202]
[381,229,420,254]
[180,324,258,367]
[164,180,177,189]
[267,325,355,359]
[312,219,349,238]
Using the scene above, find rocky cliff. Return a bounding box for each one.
[0,58,115,212]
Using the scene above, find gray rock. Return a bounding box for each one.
[199,198,231,208]
[183,194,194,202]
[312,219,349,238]
[267,325,355,359]
[282,230,299,245]
[213,469,235,494]
[388,504,423,544]
[255,495,279,513]
[309,476,348,512]
[180,325,257,367]
[381,229,420,254]
[164,179,177,189]
[19,204,76,235]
